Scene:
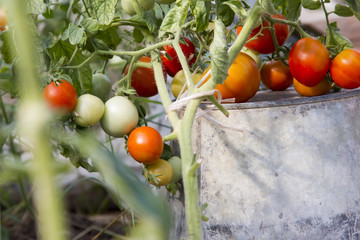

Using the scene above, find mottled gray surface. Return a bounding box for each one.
[170,89,360,240]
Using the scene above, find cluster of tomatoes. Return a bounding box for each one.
[42,75,181,188]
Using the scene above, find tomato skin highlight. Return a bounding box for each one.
[289,37,330,87]
[162,37,196,77]
[330,48,360,89]
[261,60,293,91]
[125,56,167,97]
[42,80,77,114]
[144,159,174,186]
[236,14,289,54]
[127,126,164,164]
[293,77,332,97]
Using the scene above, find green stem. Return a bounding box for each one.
[63,52,96,69]
[320,0,335,41]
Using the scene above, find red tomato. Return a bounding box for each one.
[203,52,261,103]
[236,14,289,54]
[293,77,332,97]
[127,126,163,164]
[289,37,330,87]
[42,80,77,114]
[161,37,196,77]
[125,56,167,97]
[330,48,360,89]
[261,60,293,91]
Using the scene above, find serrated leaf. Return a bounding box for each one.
[81,18,100,35]
[334,4,354,17]
[48,40,92,94]
[88,0,117,25]
[223,0,248,20]
[159,0,190,37]
[326,22,353,50]
[209,20,229,84]
[301,0,321,10]
[26,0,45,14]
[191,1,210,32]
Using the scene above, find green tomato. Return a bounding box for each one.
[91,73,112,102]
[171,70,203,98]
[74,94,105,127]
[121,0,155,16]
[100,96,139,137]
[167,156,182,183]
[241,47,262,68]
[157,0,175,4]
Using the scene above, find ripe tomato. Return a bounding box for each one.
[125,56,167,97]
[293,77,332,97]
[289,37,330,87]
[162,37,196,77]
[330,48,360,89]
[236,14,289,54]
[171,70,203,98]
[127,126,163,164]
[261,60,293,91]
[241,47,262,68]
[121,0,154,16]
[100,96,139,137]
[203,52,261,103]
[42,80,77,114]
[91,73,112,101]
[144,159,174,186]
[74,94,105,127]
[0,8,7,31]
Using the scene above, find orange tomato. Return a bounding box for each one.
[261,60,293,91]
[293,77,332,97]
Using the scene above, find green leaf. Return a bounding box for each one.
[88,0,117,25]
[81,18,101,35]
[0,123,16,151]
[59,142,95,172]
[133,27,145,43]
[0,30,16,64]
[48,40,92,94]
[334,4,354,17]
[209,20,229,84]
[287,0,301,21]
[142,11,158,33]
[326,22,353,50]
[26,0,45,14]
[301,0,321,10]
[344,0,360,13]
[217,2,235,27]
[159,0,190,37]
[223,0,248,20]
[62,24,86,45]
[160,143,173,160]
[191,1,210,32]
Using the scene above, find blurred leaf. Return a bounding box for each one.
[133,28,145,43]
[59,142,95,172]
[209,20,229,84]
[223,0,248,20]
[88,0,117,25]
[0,30,16,64]
[301,0,321,10]
[334,4,354,17]
[287,0,301,21]
[26,0,45,14]
[326,22,353,50]
[217,2,235,27]
[0,123,16,151]
[81,18,101,35]
[159,0,190,37]
[191,1,210,32]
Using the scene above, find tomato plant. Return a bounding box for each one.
[161,37,196,77]
[127,126,164,164]
[236,14,289,54]
[73,94,105,127]
[330,48,360,89]
[203,52,261,103]
[289,37,330,87]
[171,69,203,98]
[293,77,332,97]
[125,56,167,97]
[100,96,139,137]
[157,0,175,4]
[91,73,112,101]
[42,80,77,114]
[144,159,174,186]
[261,60,293,91]
[121,0,155,16]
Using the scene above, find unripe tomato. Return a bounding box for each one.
[42,80,77,114]
[289,37,330,87]
[127,126,163,164]
[100,96,139,137]
[157,0,175,4]
[144,159,174,186]
[293,77,332,97]
[236,14,289,54]
[167,156,182,183]
[74,94,105,127]
[171,70,203,98]
[125,56,167,97]
[0,8,8,31]
[330,48,360,89]
[162,37,196,77]
[91,73,112,101]
[121,0,154,16]
[261,60,293,91]
[203,52,261,103]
